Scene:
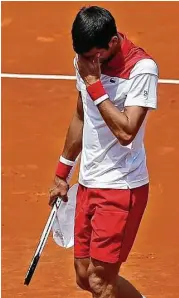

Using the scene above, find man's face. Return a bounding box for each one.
[81,47,113,64]
[79,35,119,64]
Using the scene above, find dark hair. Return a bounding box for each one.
[71,6,117,54]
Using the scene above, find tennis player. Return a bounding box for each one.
[49,6,158,298]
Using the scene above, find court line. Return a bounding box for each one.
[1,73,76,80]
[1,73,179,84]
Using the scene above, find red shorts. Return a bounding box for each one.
[74,184,149,263]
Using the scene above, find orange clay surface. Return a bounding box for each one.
[1,2,179,298]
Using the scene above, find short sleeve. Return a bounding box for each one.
[124,59,159,109]
[124,73,158,109]
[73,57,81,92]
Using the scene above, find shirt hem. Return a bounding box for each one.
[78,177,149,189]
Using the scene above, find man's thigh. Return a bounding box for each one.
[74,184,149,263]
[90,185,149,263]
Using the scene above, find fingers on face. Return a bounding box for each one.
[77,55,86,69]
[77,53,100,66]
[94,53,100,63]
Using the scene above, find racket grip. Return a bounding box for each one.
[24,253,40,286]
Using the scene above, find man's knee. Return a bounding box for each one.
[74,258,90,291]
[87,258,120,297]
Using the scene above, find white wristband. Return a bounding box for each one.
[59,156,75,166]
[94,94,109,106]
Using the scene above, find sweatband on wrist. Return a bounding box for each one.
[87,81,108,106]
[55,156,75,179]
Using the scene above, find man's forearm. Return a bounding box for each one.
[97,99,148,146]
[97,99,132,145]
[61,112,83,161]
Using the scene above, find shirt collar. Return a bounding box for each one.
[102,32,132,70]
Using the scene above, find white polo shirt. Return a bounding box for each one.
[74,33,159,189]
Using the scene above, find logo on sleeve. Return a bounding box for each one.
[144,90,148,97]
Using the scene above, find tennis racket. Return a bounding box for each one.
[24,154,80,285]
[24,197,62,285]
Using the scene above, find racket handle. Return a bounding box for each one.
[24,253,40,285]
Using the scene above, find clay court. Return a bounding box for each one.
[1,2,179,298]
